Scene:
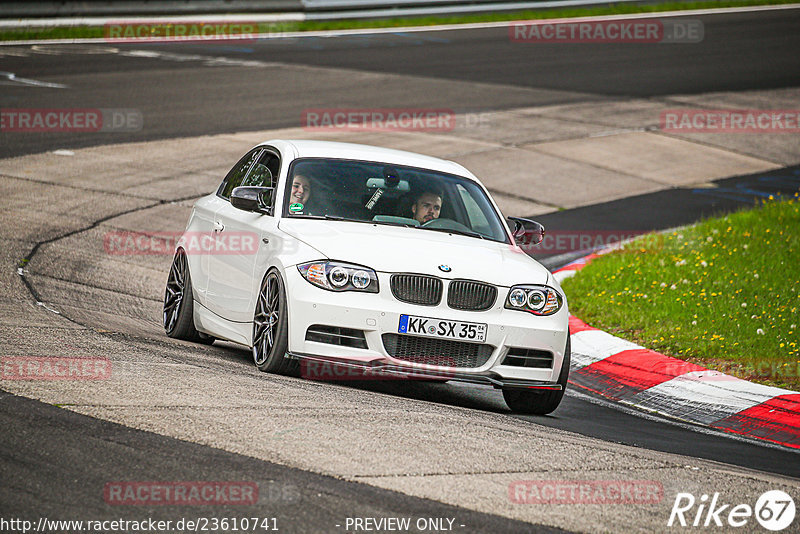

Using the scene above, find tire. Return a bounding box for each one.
[503,333,570,415]
[163,249,214,345]
[252,269,297,375]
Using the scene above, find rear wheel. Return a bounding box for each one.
[163,249,214,344]
[503,334,570,415]
[252,269,296,375]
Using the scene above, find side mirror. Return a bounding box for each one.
[231,186,273,215]
[508,217,545,247]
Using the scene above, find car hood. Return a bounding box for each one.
[278,219,549,287]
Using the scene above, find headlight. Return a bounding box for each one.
[297,261,379,293]
[328,266,349,287]
[527,289,546,311]
[351,270,371,289]
[504,285,563,316]
[508,288,528,308]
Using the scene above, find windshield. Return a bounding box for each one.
[282,158,509,243]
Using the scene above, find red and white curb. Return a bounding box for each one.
[553,254,800,450]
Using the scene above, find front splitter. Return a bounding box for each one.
[287,351,562,391]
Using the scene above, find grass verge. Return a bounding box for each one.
[561,194,800,390]
[0,0,797,41]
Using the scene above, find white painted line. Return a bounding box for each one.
[302,0,644,21]
[627,370,793,425]
[0,71,67,88]
[1,38,112,46]
[0,13,307,29]
[35,301,61,314]
[553,269,577,283]
[571,329,642,366]
[118,49,281,68]
[1,3,799,46]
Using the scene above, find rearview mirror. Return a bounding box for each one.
[231,186,274,215]
[366,177,410,192]
[508,217,545,247]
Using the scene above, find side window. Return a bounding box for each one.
[241,151,280,188]
[240,150,280,213]
[218,148,261,199]
[264,151,281,182]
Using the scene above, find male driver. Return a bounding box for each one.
[411,190,442,224]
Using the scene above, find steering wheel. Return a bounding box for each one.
[421,217,474,233]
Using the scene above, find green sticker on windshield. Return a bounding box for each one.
[289,203,304,212]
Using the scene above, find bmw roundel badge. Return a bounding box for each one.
[438,265,452,273]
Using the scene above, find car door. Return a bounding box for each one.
[206,147,282,323]
[184,197,227,306]
[185,148,260,305]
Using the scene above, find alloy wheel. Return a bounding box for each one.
[253,271,281,366]
[163,250,186,333]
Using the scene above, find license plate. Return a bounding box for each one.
[398,314,487,343]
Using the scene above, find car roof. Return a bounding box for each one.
[266,139,475,179]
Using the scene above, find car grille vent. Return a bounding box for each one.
[501,348,553,369]
[306,325,368,349]
[390,274,443,306]
[382,334,494,368]
[447,280,497,311]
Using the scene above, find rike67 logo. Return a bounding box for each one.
[668,490,795,531]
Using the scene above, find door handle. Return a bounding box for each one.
[213,221,224,232]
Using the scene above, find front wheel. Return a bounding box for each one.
[503,334,570,415]
[252,269,296,375]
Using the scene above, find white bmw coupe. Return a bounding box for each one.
[163,140,570,414]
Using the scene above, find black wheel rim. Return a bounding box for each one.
[253,272,280,366]
[163,251,186,332]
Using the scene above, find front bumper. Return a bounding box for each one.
[284,267,569,383]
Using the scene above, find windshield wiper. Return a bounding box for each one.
[422,227,484,239]
[372,220,414,228]
[324,215,362,222]
[326,216,414,228]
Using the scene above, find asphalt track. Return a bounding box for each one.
[2,7,800,533]
[0,392,559,533]
[1,8,799,158]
